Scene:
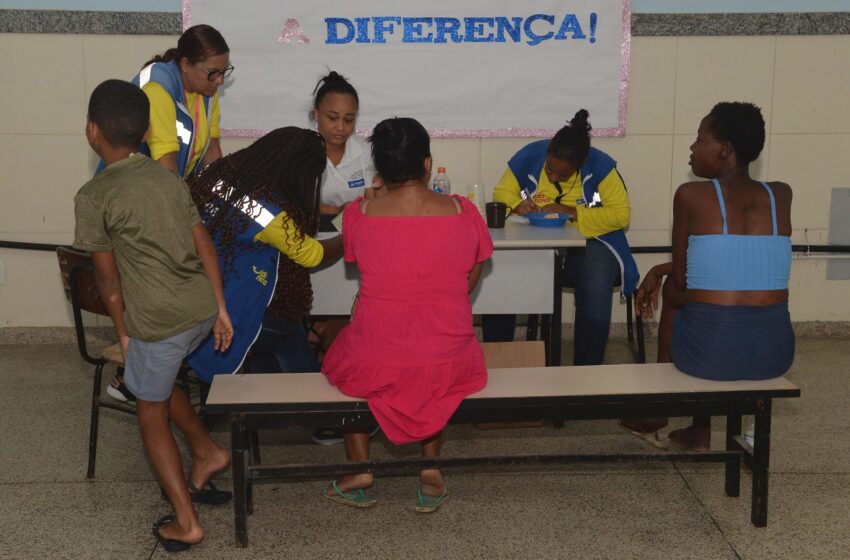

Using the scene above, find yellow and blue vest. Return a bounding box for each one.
[187,185,282,382]
[508,141,639,296]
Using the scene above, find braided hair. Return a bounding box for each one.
[188,127,326,320]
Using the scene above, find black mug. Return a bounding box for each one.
[486,201,508,228]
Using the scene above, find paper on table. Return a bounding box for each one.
[508,214,530,224]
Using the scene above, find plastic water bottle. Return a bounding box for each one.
[432,167,450,195]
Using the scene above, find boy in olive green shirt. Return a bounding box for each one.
[74,80,232,551]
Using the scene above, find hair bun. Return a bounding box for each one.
[569,109,591,132]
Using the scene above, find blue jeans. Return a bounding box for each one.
[482,239,620,366]
[245,314,320,373]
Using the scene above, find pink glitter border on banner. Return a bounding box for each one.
[182,0,191,30]
[184,0,632,139]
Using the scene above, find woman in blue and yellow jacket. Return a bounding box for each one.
[485,109,638,366]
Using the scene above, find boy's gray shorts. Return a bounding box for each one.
[124,316,216,402]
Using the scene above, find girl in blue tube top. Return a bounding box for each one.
[622,102,793,451]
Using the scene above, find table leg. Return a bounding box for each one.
[751,399,772,527]
[231,416,249,547]
[548,249,564,366]
[725,414,742,497]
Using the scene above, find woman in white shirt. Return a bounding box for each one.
[311,71,377,214]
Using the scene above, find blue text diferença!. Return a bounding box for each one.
[325,14,598,47]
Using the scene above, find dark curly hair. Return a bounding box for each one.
[188,127,326,321]
[548,109,592,167]
[88,79,149,149]
[369,117,431,184]
[706,102,765,165]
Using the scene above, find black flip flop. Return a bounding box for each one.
[152,514,191,553]
[188,479,232,505]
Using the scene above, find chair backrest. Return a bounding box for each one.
[56,247,108,364]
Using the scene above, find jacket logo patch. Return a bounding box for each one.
[252,265,268,286]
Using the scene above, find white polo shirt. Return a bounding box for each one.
[320,134,376,206]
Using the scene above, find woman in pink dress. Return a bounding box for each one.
[321,117,493,512]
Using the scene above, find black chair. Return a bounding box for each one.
[57,247,200,478]
[57,247,133,479]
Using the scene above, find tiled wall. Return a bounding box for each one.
[1,33,849,328]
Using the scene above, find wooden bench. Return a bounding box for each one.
[205,362,800,547]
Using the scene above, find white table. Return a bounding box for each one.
[311,219,586,364]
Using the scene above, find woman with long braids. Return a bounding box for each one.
[186,127,342,381]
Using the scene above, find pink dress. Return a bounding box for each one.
[322,195,494,444]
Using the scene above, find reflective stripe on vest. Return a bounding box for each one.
[210,181,277,228]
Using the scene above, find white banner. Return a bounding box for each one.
[185,1,631,137]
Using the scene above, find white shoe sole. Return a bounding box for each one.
[106,384,135,404]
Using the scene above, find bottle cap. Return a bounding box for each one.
[437,167,446,173]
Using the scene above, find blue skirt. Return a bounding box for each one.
[671,301,794,381]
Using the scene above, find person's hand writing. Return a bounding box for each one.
[540,203,577,218]
[513,199,540,216]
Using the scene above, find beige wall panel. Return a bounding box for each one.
[673,37,775,135]
[768,134,850,231]
[82,35,177,99]
[429,138,481,196]
[0,251,73,327]
[0,134,90,239]
[773,36,850,134]
[788,257,850,322]
[594,135,674,234]
[220,137,254,157]
[626,37,677,135]
[0,34,86,135]
[479,137,544,201]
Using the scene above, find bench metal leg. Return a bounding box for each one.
[87,363,104,480]
[231,417,249,547]
[751,399,772,527]
[725,414,742,497]
[247,429,260,515]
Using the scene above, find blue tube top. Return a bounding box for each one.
[687,179,791,291]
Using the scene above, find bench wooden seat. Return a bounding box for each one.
[206,362,800,548]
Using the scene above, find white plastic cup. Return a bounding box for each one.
[468,184,485,217]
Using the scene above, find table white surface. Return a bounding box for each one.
[310,221,586,315]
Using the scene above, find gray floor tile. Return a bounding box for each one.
[1,338,847,559]
[682,472,850,560]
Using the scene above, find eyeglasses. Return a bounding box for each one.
[199,64,234,81]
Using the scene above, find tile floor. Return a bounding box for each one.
[0,337,847,559]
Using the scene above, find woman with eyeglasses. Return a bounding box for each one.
[135,24,232,179]
[104,24,233,405]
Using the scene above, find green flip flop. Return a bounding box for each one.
[322,481,377,508]
[414,484,449,513]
